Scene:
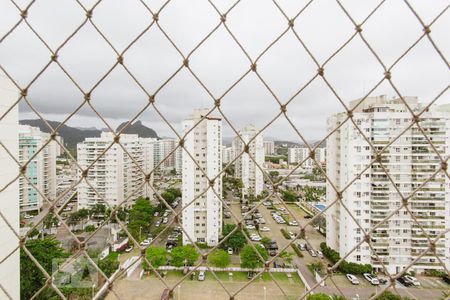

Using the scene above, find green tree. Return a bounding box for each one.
[307,294,332,300]
[21,237,69,300]
[144,246,167,270]
[43,213,58,234]
[98,254,120,277]
[282,189,298,202]
[260,237,271,249]
[170,245,199,267]
[222,224,247,252]
[84,224,95,232]
[280,251,294,265]
[240,244,268,269]
[374,291,402,300]
[208,249,231,268]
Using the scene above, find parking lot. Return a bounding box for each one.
[224,197,450,299]
[108,270,306,300]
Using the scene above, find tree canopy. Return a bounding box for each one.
[170,245,199,267]
[240,244,268,269]
[222,224,247,252]
[208,249,231,268]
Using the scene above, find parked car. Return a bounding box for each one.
[259,218,266,224]
[269,249,277,256]
[403,275,420,286]
[247,271,255,279]
[397,276,414,287]
[269,240,278,250]
[363,273,380,285]
[140,239,151,246]
[260,227,270,232]
[250,234,261,241]
[223,211,231,218]
[262,201,271,206]
[125,246,133,253]
[317,250,323,258]
[443,275,450,284]
[162,217,168,224]
[288,220,299,226]
[155,220,161,227]
[346,274,360,285]
[198,271,205,281]
[309,249,317,257]
[163,211,169,217]
[299,243,306,251]
[246,224,255,230]
[227,247,233,255]
[288,232,296,239]
[304,215,312,219]
[154,212,159,217]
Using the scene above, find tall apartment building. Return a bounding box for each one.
[263,140,275,155]
[181,109,222,246]
[19,125,57,212]
[232,125,264,197]
[154,138,177,171]
[222,146,235,165]
[77,132,154,209]
[0,74,19,299]
[326,95,450,274]
[288,147,326,166]
[175,146,182,174]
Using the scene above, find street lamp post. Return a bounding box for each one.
[263,286,266,300]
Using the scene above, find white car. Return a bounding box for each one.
[153,212,159,217]
[162,217,168,224]
[288,232,296,239]
[198,271,205,281]
[163,212,169,217]
[259,218,266,224]
[288,220,299,226]
[260,227,270,232]
[263,201,271,206]
[346,274,360,285]
[227,247,233,255]
[404,275,420,286]
[250,234,262,241]
[155,220,161,227]
[246,224,255,230]
[125,246,133,253]
[363,273,380,285]
[140,239,151,246]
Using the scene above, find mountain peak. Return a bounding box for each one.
[116,120,158,139]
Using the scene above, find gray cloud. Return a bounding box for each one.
[1,0,449,141]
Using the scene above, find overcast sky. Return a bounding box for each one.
[1,0,449,141]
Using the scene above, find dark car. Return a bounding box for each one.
[247,271,255,279]
[443,275,450,284]
[269,249,277,256]
[397,276,413,287]
[304,215,312,219]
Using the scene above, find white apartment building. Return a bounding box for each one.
[232,125,264,197]
[181,109,222,246]
[326,95,450,274]
[154,138,177,171]
[0,74,19,299]
[19,125,57,212]
[77,132,154,209]
[288,147,326,167]
[263,140,275,155]
[222,146,235,165]
[175,146,182,174]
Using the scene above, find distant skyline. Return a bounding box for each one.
[3,0,449,141]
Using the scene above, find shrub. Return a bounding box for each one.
[291,244,304,258]
[320,242,372,274]
[280,228,291,240]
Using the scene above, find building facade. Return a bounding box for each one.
[154,138,177,171]
[77,133,154,209]
[288,147,326,167]
[222,146,235,165]
[0,74,19,299]
[326,95,450,274]
[232,125,264,197]
[19,125,57,212]
[263,140,275,156]
[181,109,222,246]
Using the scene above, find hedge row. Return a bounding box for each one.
[320,242,372,274]
[291,244,304,258]
[280,228,291,240]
